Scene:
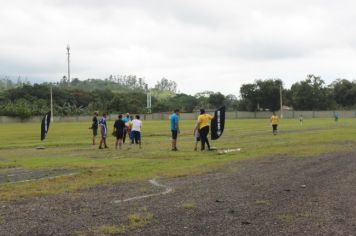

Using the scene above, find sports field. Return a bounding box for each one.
[0,118,354,200]
[0,118,356,235]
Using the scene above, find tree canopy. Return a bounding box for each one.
[0,74,355,118]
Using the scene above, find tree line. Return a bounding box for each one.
[0,74,355,118]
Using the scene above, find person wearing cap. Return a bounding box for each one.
[196,109,214,151]
[170,109,180,151]
[122,113,130,144]
[90,111,99,145]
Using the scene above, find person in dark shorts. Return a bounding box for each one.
[170,109,180,151]
[270,111,279,135]
[114,114,126,150]
[91,111,98,145]
[129,115,142,148]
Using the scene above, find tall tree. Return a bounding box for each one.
[208,92,226,109]
[255,79,282,111]
[291,75,333,110]
[331,79,356,107]
[240,83,259,111]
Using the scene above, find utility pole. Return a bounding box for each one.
[147,92,152,114]
[280,84,283,118]
[66,44,70,85]
[50,86,54,122]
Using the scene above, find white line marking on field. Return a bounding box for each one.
[218,148,241,154]
[4,172,78,184]
[113,178,173,204]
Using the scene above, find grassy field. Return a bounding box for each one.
[0,118,355,201]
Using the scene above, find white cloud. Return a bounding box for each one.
[1,0,356,95]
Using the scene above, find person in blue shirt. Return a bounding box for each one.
[170,109,180,151]
[98,113,108,149]
[122,113,130,144]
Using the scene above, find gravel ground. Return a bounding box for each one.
[1,151,356,236]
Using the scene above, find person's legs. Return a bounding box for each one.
[171,130,178,150]
[199,126,208,150]
[138,132,142,148]
[130,131,134,144]
[205,130,211,150]
[115,138,119,150]
[118,139,123,149]
[123,128,127,144]
[103,137,108,148]
[202,126,210,150]
[99,128,105,148]
[199,129,205,150]
[99,137,103,149]
[194,140,198,151]
[272,125,277,135]
[92,129,97,145]
[134,131,138,144]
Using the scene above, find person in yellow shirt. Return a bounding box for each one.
[126,115,134,143]
[270,112,279,135]
[196,109,214,150]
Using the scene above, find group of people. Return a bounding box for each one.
[170,108,215,151]
[90,112,142,149]
[91,109,284,151]
[90,108,216,152]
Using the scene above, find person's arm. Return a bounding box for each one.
[193,122,199,135]
[176,117,180,133]
[196,117,201,132]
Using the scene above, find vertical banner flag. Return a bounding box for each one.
[211,106,225,140]
[41,111,51,141]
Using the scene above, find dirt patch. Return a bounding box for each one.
[1,152,356,235]
[0,168,77,184]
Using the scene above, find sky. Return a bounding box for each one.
[1,0,356,95]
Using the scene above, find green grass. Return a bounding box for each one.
[181,202,196,210]
[0,118,355,200]
[82,212,155,235]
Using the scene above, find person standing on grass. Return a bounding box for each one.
[299,114,303,126]
[91,111,99,145]
[334,112,339,122]
[114,114,126,150]
[170,109,180,151]
[271,111,279,135]
[122,113,130,144]
[197,109,214,151]
[99,113,108,149]
[130,115,142,148]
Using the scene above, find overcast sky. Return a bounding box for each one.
[1,0,356,95]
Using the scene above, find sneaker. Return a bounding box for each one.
[104,146,109,149]
[99,146,103,149]
[194,147,197,151]
[171,148,178,151]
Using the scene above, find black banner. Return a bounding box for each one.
[211,106,225,140]
[41,111,51,141]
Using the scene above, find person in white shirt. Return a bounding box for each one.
[130,114,142,148]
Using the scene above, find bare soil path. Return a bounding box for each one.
[1,152,356,235]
